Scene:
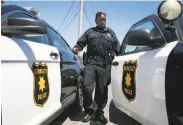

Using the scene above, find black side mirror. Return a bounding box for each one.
[1,18,47,36]
[126,29,165,47]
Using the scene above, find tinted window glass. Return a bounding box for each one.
[47,27,71,51]
[13,35,48,44]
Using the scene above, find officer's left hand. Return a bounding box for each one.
[72,47,79,55]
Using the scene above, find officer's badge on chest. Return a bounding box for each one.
[107,33,111,37]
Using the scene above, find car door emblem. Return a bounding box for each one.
[122,60,137,102]
[32,62,49,107]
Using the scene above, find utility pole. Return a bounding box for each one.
[78,0,84,56]
[78,0,83,39]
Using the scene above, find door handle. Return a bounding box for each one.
[50,52,58,60]
[112,61,119,66]
[73,56,77,61]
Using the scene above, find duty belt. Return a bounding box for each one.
[88,56,105,62]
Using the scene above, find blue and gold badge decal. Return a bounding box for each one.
[32,62,49,107]
[122,60,137,102]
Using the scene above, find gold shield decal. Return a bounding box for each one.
[122,60,137,102]
[32,62,49,107]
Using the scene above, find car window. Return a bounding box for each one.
[122,21,163,55]
[134,21,154,30]
[47,27,71,51]
[12,35,49,44]
[2,13,49,45]
[178,13,183,35]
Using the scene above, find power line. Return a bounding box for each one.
[83,7,93,27]
[61,8,80,33]
[87,3,95,19]
[57,1,75,31]
[84,3,95,26]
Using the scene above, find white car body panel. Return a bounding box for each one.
[1,36,62,125]
[111,41,178,125]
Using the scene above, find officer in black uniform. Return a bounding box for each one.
[72,12,120,124]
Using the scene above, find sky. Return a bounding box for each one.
[6,1,163,48]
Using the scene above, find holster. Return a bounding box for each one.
[104,52,115,66]
[82,52,88,66]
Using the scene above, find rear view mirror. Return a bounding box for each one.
[2,18,47,36]
[126,29,165,47]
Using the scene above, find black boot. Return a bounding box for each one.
[82,113,91,122]
[95,115,108,124]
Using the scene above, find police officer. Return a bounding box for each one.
[72,12,120,124]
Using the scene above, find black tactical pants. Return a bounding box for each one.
[82,64,111,116]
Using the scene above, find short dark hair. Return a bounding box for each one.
[96,12,106,19]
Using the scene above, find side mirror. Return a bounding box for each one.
[158,0,182,21]
[1,18,47,36]
[125,29,165,47]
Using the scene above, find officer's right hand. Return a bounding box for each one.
[72,47,79,55]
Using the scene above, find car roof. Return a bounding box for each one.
[1,5,30,16]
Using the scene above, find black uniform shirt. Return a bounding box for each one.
[74,27,120,65]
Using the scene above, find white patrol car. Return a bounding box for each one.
[111,1,183,125]
[1,5,83,125]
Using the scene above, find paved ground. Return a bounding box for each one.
[50,85,141,125]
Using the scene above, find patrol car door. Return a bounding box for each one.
[111,15,178,125]
[2,12,62,125]
[46,27,81,105]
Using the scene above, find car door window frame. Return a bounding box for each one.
[120,16,166,55]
